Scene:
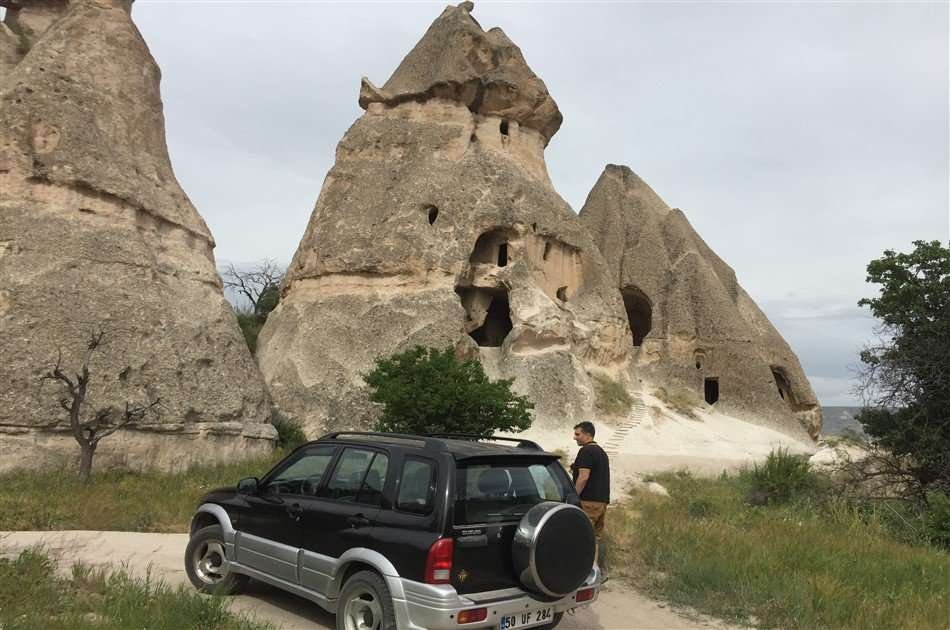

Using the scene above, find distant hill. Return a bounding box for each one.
[821,406,866,437]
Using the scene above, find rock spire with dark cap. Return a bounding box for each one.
[0,0,275,472]
[260,2,631,437]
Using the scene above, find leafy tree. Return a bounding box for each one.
[364,346,534,436]
[855,240,950,502]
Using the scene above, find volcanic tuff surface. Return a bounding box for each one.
[579,165,821,440]
[259,2,634,436]
[0,0,274,472]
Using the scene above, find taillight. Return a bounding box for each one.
[576,587,595,602]
[425,538,454,584]
[457,607,488,624]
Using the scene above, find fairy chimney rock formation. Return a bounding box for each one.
[259,2,633,436]
[579,165,822,440]
[0,0,275,472]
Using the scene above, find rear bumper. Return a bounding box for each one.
[391,566,604,630]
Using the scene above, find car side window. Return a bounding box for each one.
[355,452,389,507]
[396,458,435,514]
[266,445,335,496]
[320,448,386,503]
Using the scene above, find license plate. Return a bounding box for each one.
[498,607,554,630]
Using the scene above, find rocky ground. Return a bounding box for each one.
[0,530,738,630]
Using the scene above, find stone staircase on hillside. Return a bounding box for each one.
[603,398,647,457]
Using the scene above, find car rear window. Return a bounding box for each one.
[454,460,567,525]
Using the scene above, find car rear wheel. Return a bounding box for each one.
[540,612,564,629]
[184,524,248,594]
[336,570,397,630]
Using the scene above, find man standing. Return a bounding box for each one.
[570,421,610,542]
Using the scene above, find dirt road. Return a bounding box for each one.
[0,531,733,630]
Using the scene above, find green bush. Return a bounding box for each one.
[365,346,533,436]
[591,373,633,416]
[236,312,264,354]
[924,492,950,548]
[744,448,816,505]
[271,410,307,450]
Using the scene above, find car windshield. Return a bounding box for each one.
[454,460,567,525]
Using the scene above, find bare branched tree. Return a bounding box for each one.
[221,259,284,318]
[42,327,161,482]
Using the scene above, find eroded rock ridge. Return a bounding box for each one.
[579,165,821,439]
[0,0,275,472]
[259,2,633,436]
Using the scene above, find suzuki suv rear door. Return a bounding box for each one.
[450,457,572,594]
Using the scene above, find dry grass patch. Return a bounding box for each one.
[0,451,285,532]
[653,385,704,419]
[591,373,633,417]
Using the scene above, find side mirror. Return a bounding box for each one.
[237,477,260,495]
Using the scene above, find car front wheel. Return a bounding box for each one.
[184,524,248,594]
[336,570,397,630]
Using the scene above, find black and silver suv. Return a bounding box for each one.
[185,432,604,630]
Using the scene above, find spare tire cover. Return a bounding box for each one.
[512,502,595,597]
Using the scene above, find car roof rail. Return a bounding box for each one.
[421,433,544,450]
[318,431,444,450]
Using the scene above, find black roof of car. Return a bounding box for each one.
[314,431,560,460]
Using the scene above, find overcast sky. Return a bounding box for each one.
[129,1,949,406]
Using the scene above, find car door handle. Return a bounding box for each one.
[286,503,304,520]
[347,514,370,528]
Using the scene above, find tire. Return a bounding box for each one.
[540,612,564,629]
[512,502,596,597]
[336,570,397,630]
[184,524,249,594]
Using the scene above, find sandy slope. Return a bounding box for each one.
[515,389,816,499]
[0,530,737,630]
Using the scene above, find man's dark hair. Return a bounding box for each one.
[574,421,595,437]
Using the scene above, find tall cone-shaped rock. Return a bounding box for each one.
[579,165,821,440]
[260,2,632,436]
[0,0,275,472]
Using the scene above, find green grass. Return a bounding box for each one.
[0,547,273,630]
[605,471,950,629]
[0,451,286,532]
[591,373,633,416]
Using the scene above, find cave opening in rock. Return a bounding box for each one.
[704,378,719,405]
[468,293,513,347]
[772,368,795,405]
[621,286,652,347]
[500,120,509,136]
[427,205,439,225]
[556,286,568,302]
[543,241,552,261]
[471,229,513,267]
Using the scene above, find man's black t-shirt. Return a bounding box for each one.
[571,442,610,504]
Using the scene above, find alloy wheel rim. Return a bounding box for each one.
[344,588,382,630]
[193,540,229,584]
